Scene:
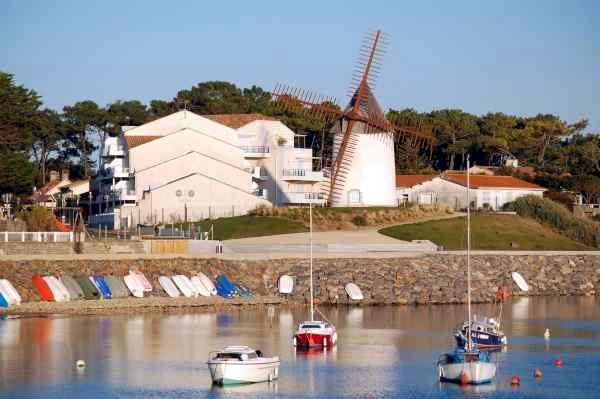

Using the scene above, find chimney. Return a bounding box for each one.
[61,168,70,181]
[49,170,60,182]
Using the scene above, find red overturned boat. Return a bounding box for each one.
[293,204,338,349]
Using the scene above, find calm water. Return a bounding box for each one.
[1,297,599,399]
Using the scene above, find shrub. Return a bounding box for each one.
[351,215,368,226]
[503,195,600,247]
[17,206,56,231]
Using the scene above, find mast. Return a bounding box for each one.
[309,203,314,321]
[466,155,472,351]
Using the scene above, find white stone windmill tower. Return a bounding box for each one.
[273,29,436,206]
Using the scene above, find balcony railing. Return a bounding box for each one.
[241,145,270,154]
[281,168,324,181]
[284,191,326,204]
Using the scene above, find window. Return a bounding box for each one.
[348,189,361,204]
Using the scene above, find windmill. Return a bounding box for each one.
[272,29,436,206]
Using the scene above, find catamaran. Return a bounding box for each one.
[293,203,338,349]
[437,156,497,385]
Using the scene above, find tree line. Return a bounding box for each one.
[1,70,599,202]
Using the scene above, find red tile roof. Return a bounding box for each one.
[126,135,161,149]
[29,180,62,200]
[396,175,437,187]
[443,174,545,190]
[204,113,278,129]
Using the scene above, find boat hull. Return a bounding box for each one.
[294,332,336,348]
[438,361,496,385]
[208,359,280,385]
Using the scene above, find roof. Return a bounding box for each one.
[29,180,62,200]
[443,174,545,190]
[396,175,437,188]
[204,113,278,129]
[126,135,161,149]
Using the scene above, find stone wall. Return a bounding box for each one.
[1,254,598,304]
[0,240,145,256]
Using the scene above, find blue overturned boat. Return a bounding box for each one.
[93,276,113,299]
[215,275,236,298]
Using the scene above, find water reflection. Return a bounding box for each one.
[0,297,599,398]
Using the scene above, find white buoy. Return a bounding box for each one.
[76,360,86,368]
[544,328,550,340]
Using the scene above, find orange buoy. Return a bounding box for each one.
[533,368,543,378]
[554,358,563,367]
[511,375,521,385]
[459,372,469,385]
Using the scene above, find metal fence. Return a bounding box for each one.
[1,231,74,242]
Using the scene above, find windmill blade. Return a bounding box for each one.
[271,84,342,123]
[358,113,438,147]
[347,29,389,104]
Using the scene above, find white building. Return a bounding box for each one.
[89,111,325,228]
[396,173,546,210]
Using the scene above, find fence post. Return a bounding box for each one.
[4,231,7,242]
[21,231,25,242]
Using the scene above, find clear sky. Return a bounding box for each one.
[1,0,599,131]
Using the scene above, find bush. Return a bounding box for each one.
[503,195,600,247]
[351,215,368,226]
[17,206,55,231]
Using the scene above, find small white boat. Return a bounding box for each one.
[207,346,280,385]
[190,276,211,297]
[0,279,21,305]
[511,272,529,292]
[345,282,363,301]
[123,274,144,298]
[438,349,497,384]
[43,276,70,302]
[278,275,294,294]
[130,271,152,292]
[159,276,181,298]
[197,272,217,296]
[172,275,195,298]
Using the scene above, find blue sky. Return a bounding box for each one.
[1,0,599,131]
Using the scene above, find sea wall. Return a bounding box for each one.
[0,240,146,256]
[1,254,598,305]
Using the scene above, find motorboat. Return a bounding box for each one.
[207,346,280,385]
[294,320,338,348]
[455,315,507,349]
[437,156,496,385]
[437,348,496,385]
[293,203,338,349]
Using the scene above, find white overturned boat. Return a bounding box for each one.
[207,346,280,386]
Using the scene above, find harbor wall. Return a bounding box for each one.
[1,254,598,305]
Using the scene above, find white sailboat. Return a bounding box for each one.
[437,156,497,385]
[293,203,338,348]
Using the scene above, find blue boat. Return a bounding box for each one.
[233,283,253,299]
[93,276,113,299]
[215,275,235,298]
[455,315,506,349]
[0,292,8,308]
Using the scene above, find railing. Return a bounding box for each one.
[103,145,126,157]
[284,192,326,204]
[281,168,324,180]
[240,145,270,154]
[1,231,74,242]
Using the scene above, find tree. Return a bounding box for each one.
[30,109,67,186]
[149,99,173,119]
[243,85,271,113]
[478,112,519,163]
[429,109,480,170]
[106,100,150,135]
[524,114,587,167]
[574,175,600,204]
[63,101,107,177]
[174,81,249,114]
[0,71,42,152]
[0,151,36,195]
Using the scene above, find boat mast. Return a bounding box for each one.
[466,155,472,351]
[309,203,314,321]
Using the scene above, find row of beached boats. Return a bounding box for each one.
[0,272,255,306]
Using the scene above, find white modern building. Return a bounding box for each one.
[89,110,326,228]
[396,173,546,210]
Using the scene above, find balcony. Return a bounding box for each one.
[241,145,270,158]
[98,166,131,179]
[102,145,126,157]
[281,168,324,181]
[283,191,326,205]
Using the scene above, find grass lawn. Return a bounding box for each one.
[187,215,307,240]
[378,214,593,250]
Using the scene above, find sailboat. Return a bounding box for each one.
[437,156,497,385]
[293,203,338,349]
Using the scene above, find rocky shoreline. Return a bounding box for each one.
[0,254,598,316]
